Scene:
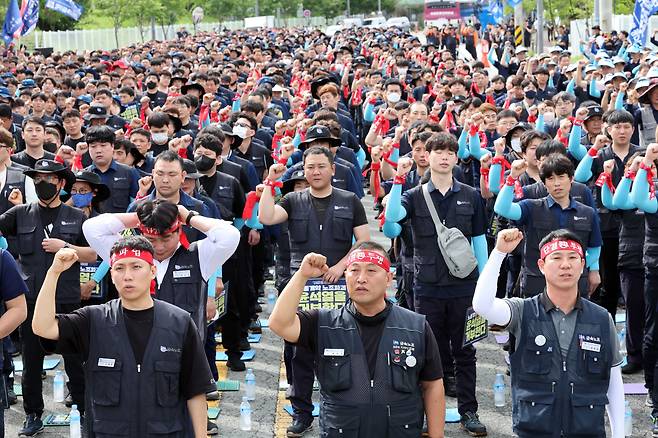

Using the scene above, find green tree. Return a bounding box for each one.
[96,0,134,47]
[130,0,163,41]
[156,0,185,38]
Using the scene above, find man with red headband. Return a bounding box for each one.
[472,228,624,438]
[269,241,446,438]
[32,237,214,437]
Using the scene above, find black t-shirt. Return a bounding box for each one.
[296,302,443,381]
[279,190,368,227]
[51,302,214,399]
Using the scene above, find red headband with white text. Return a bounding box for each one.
[138,219,190,249]
[540,239,584,260]
[110,247,154,267]
[346,249,391,272]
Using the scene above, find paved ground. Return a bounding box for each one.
[4,195,654,437]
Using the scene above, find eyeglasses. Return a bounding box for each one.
[33,174,59,184]
[70,189,91,195]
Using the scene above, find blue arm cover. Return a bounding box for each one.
[568,124,587,161]
[489,163,502,195]
[632,64,641,76]
[586,246,601,270]
[536,113,546,133]
[548,75,555,89]
[566,78,576,95]
[233,218,245,230]
[292,131,301,149]
[503,51,511,64]
[612,177,635,210]
[614,92,625,110]
[457,129,470,160]
[487,49,496,65]
[390,147,400,166]
[0,237,7,250]
[383,183,406,238]
[469,131,487,160]
[493,184,522,220]
[600,182,615,210]
[245,202,264,230]
[630,168,658,213]
[92,260,110,283]
[356,147,366,169]
[472,234,489,274]
[589,79,601,98]
[364,103,376,122]
[207,266,223,298]
[574,153,594,182]
[232,99,241,112]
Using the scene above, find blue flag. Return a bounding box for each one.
[506,0,522,7]
[489,0,503,22]
[19,0,39,36]
[45,0,84,20]
[2,0,22,45]
[629,0,658,46]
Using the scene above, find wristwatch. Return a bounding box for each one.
[63,242,70,249]
[186,210,200,225]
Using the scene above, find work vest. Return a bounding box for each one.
[85,299,192,438]
[644,209,658,269]
[1,167,26,256]
[619,209,644,269]
[208,172,241,222]
[522,180,592,206]
[510,296,612,438]
[640,106,656,150]
[88,162,135,213]
[317,305,425,438]
[15,203,85,303]
[406,181,479,290]
[286,188,356,271]
[155,244,206,342]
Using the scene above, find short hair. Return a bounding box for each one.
[0,126,14,149]
[350,241,390,263]
[22,116,46,130]
[479,103,497,114]
[198,125,226,144]
[110,235,155,258]
[539,153,574,182]
[129,128,150,140]
[425,132,458,153]
[496,109,518,121]
[135,199,180,235]
[114,137,133,153]
[313,108,339,123]
[232,112,258,131]
[194,132,222,155]
[539,229,584,253]
[85,125,116,145]
[171,95,191,108]
[119,86,135,97]
[536,140,568,160]
[61,109,81,120]
[303,146,334,165]
[553,92,577,104]
[411,130,434,146]
[154,150,184,169]
[242,101,264,115]
[317,83,339,97]
[0,104,11,119]
[520,130,551,153]
[606,109,634,126]
[147,112,170,129]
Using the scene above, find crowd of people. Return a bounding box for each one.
[0,18,651,438]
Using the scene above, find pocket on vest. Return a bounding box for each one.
[323,407,359,438]
[92,418,129,436]
[413,255,438,284]
[520,345,552,374]
[289,218,309,243]
[17,224,36,255]
[154,361,181,408]
[584,351,604,375]
[91,360,123,406]
[146,418,184,437]
[515,392,555,434]
[390,362,415,393]
[319,355,352,392]
[455,204,474,235]
[568,393,607,436]
[333,212,353,242]
[388,405,422,437]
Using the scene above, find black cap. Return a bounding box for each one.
[584,105,604,121]
[282,169,306,194]
[182,159,202,179]
[300,125,341,148]
[24,159,76,193]
[84,104,110,120]
[72,170,110,202]
[181,82,206,96]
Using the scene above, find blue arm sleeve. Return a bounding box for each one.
[612,177,635,210]
[356,147,366,169]
[614,91,625,110]
[600,181,615,210]
[457,128,470,160]
[632,64,641,76]
[92,260,110,283]
[493,184,522,220]
[207,266,223,298]
[586,246,601,270]
[548,75,555,89]
[364,103,376,122]
[383,183,406,238]
[0,237,6,250]
[568,124,587,161]
[487,49,496,65]
[489,163,502,195]
[468,131,487,160]
[589,79,601,98]
[233,218,245,230]
[232,98,241,112]
[574,153,594,182]
[472,234,489,274]
[503,51,511,64]
[245,201,264,230]
[292,131,301,149]
[630,168,658,213]
[536,113,545,133]
[566,78,576,95]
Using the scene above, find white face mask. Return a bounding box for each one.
[282,58,292,66]
[398,68,408,76]
[387,92,401,103]
[233,125,248,139]
[543,112,556,123]
[151,132,169,145]
[511,138,522,153]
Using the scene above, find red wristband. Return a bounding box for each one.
[54,155,64,164]
[588,147,599,157]
[573,119,584,127]
[640,162,653,173]
[480,168,490,177]
[505,175,518,186]
[625,170,636,180]
[393,174,406,185]
[264,178,283,195]
[370,162,381,172]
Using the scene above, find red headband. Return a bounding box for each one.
[540,239,584,260]
[138,219,190,250]
[346,250,390,272]
[110,248,154,267]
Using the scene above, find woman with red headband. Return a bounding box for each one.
[32,237,214,438]
[472,228,624,438]
[269,241,446,438]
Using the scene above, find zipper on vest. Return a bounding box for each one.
[387,405,391,417]
[570,382,574,394]
[137,364,141,373]
[551,381,556,392]
[562,360,566,372]
[319,224,322,231]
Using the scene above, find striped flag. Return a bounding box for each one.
[18,0,39,37]
[2,0,22,45]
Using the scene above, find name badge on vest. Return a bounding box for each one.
[580,341,601,353]
[323,348,344,357]
[98,358,116,368]
[173,270,191,279]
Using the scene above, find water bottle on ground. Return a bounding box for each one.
[267,289,276,312]
[239,396,252,431]
[53,370,65,402]
[245,368,256,401]
[493,373,506,407]
[619,328,627,357]
[69,404,81,438]
[624,400,633,436]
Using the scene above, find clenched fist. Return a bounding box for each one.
[50,248,79,274]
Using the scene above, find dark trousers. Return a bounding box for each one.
[396,265,415,312]
[414,294,478,415]
[288,343,315,423]
[643,272,658,413]
[620,268,645,365]
[598,236,621,318]
[219,259,243,360]
[22,302,85,416]
[233,236,255,338]
[204,322,219,382]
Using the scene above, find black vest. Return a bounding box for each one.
[87,162,135,213]
[274,222,291,291]
[287,161,352,192]
[1,168,26,257]
[522,180,592,206]
[407,182,479,288]
[644,210,658,269]
[84,299,191,438]
[286,188,356,271]
[619,209,644,269]
[15,203,85,303]
[317,305,425,438]
[155,244,206,341]
[510,296,612,438]
[208,172,242,222]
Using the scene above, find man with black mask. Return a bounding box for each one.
[143,72,167,109]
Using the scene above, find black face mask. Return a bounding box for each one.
[43,142,57,153]
[525,90,537,100]
[35,180,59,204]
[194,155,215,172]
[146,81,157,90]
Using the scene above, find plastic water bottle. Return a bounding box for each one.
[53,370,65,402]
[624,400,633,436]
[619,328,628,357]
[245,368,256,401]
[69,404,81,438]
[239,396,252,431]
[493,373,506,407]
[267,289,276,312]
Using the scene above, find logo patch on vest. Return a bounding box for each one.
[456,200,470,206]
[334,205,348,210]
[323,348,345,357]
[573,216,587,221]
[113,177,126,181]
[172,270,191,279]
[578,334,601,352]
[97,358,116,368]
[160,346,181,353]
[392,340,415,364]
